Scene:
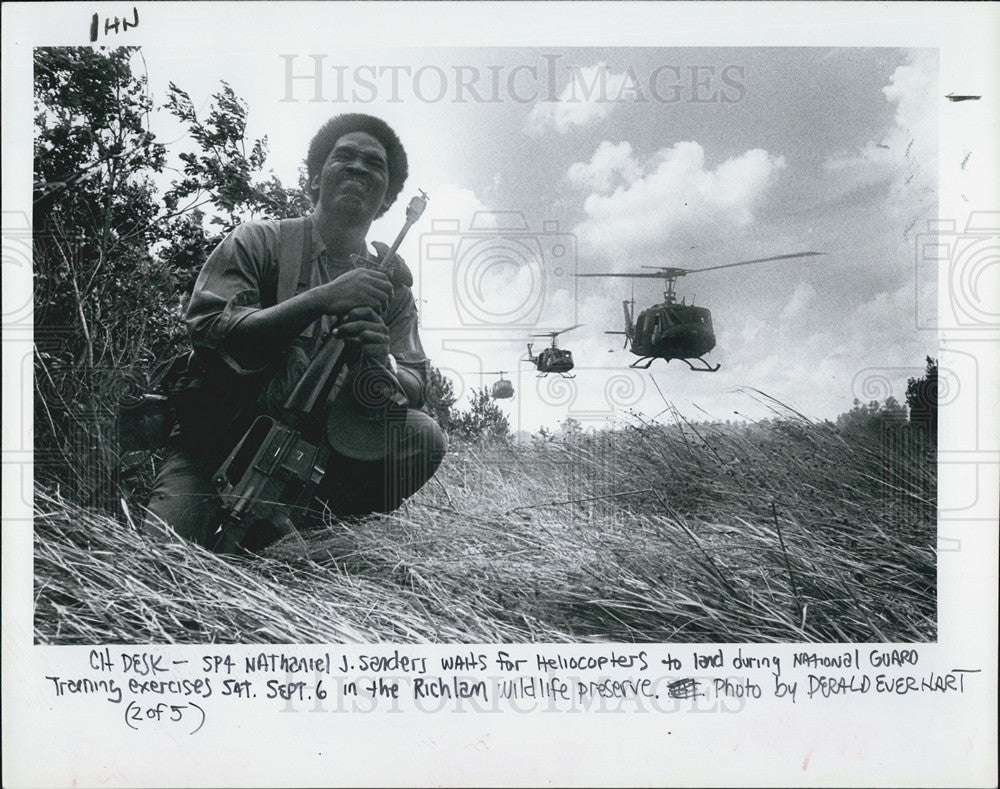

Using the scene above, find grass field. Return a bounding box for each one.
[33,403,936,644]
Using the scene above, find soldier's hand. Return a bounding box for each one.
[323,269,393,316]
[334,307,390,364]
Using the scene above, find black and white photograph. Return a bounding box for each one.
[3,3,997,787]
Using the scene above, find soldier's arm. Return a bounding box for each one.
[187,224,392,373]
[230,270,392,364]
[384,284,430,409]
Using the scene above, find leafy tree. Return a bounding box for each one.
[160,82,311,300]
[879,395,908,424]
[560,416,584,437]
[906,357,938,434]
[33,47,180,505]
[32,49,310,509]
[533,425,556,444]
[451,387,511,443]
[34,47,177,355]
[422,366,457,431]
[163,81,311,227]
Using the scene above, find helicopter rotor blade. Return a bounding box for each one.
[529,323,584,338]
[577,272,681,279]
[683,251,824,275]
[639,266,689,277]
[578,252,823,280]
[456,371,508,376]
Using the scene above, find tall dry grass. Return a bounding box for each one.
[34,404,935,644]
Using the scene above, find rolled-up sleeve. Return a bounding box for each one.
[185,222,278,374]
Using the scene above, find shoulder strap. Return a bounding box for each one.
[277,216,311,304]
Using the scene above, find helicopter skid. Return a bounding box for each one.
[628,356,720,371]
[682,357,721,372]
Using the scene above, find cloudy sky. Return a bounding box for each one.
[91,44,943,430]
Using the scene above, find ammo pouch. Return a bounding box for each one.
[164,351,264,458]
[116,355,183,452]
[117,393,172,452]
[116,350,260,456]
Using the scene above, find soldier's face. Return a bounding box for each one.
[315,131,389,222]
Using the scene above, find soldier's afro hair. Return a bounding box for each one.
[306,114,408,218]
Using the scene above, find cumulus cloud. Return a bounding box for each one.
[524,63,638,136]
[824,50,936,204]
[567,141,643,192]
[726,276,934,418]
[777,281,817,339]
[571,140,786,259]
[883,52,936,132]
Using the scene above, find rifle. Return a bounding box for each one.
[210,190,429,553]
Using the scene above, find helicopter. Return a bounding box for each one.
[460,370,516,399]
[524,324,583,378]
[578,252,823,371]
